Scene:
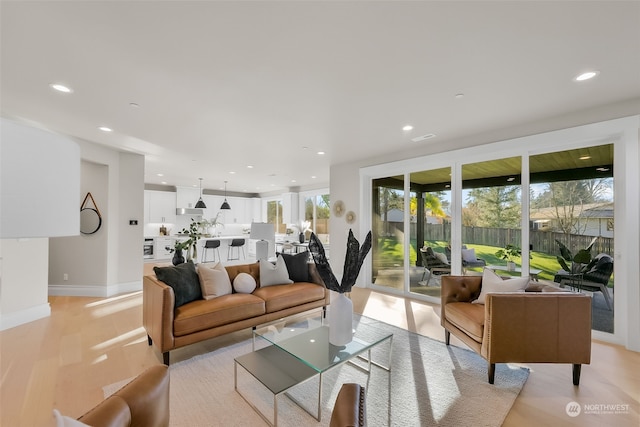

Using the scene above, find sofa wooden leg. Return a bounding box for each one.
[488,363,495,384]
[147,335,152,346]
[572,364,581,385]
[445,330,450,345]
[163,352,170,366]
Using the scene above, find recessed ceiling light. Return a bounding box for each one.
[317,151,325,155]
[402,125,413,131]
[579,155,591,160]
[229,171,236,174]
[161,181,167,185]
[311,175,317,179]
[247,165,253,169]
[157,173,164,177]
[49,83,73,93]
[455,93,465,99]
[98,126,112,132]
[129,102,140,108]
[575,71,599,82]
[291,179,297,183]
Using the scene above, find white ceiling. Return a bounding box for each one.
[2,1,639,195]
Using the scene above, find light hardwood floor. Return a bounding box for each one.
[1,282,638,426]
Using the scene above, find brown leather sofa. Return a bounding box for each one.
[441,275,592,385]
[330,383,367,427]
[77,365,170,427]
[143,262,330,364]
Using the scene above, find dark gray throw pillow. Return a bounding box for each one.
[278,252,309,282]
[154,261,202,308]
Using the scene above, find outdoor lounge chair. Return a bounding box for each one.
[445,245,487,270]
[554,253,613,310]
[420,247,451,285]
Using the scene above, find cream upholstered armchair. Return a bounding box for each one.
[441,275,592,385]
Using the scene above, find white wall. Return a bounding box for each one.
[331,101,640,351]
[0,238,51,330]
[49,141,144,297]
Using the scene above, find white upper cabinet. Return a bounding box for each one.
[176,186,202,209]
[146,190,176,224]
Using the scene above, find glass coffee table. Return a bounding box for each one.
[234,314,393,426]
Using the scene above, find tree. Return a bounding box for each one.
[532,178,613,235]
[465,186,520,228]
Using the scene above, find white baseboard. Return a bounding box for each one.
[48,281,142,297]
[0,303,51,331]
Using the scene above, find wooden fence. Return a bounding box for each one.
[416,223,614,255]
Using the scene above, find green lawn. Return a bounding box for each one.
[374,238,564,282]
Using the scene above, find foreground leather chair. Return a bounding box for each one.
[330,383,366,427]
[78,365,170,427]
[441,276,592,385]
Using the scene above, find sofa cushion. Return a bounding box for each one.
[225,262,260,286]
[253,282,326,313]
[444,302,485,343]
[154,261,202,307]
[233,272,257,294]
[473,268,529,304]
[260,255,293,287]
[278,252,310,282]
[198,262,232,300]
[173,294,266,336]
[462,248,477,263]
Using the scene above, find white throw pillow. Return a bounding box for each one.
[259,255,294,287]
[434,252,449,264]
[53,409,90,427]
[233,272,257,294]
[198,262,232,300]
[461,248,477,262]
[473,267,529,304]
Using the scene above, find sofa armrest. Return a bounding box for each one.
[440,275,482,308]
[330,383,366,427]
[79,365,170,427]
[143,275,176,354]
[482,293,592,364]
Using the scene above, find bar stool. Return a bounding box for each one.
[201,239,221,263]
[228,238,246,260]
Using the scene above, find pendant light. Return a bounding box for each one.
[220,180,231,210]
[194,178,207,208]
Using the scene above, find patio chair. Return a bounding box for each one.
[554,253,613,310]
[445,245,487,271]
[420,247,451,286]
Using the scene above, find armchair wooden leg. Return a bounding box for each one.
[445,330,450,345]
[163,352,170,366]
[488,363,495,384]
[572,364,581,385]
[147,335,152,346]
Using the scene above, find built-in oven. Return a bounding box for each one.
[143,238,155,259]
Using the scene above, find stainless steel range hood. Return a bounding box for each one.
[176,208,204,216]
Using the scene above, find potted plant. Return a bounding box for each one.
[178,219,203,261]
[199,212,224,237]
[555,236,598,275]
[495,244,522,271]
[166,240,190,265]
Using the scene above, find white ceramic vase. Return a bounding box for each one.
[330,292,353,346]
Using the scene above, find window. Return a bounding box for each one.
[266,199,285,233]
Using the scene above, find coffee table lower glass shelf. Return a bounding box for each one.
[234,316,393,426]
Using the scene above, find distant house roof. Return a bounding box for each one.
[530,202,613,221]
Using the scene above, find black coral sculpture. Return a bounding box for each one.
[308,229,372,293]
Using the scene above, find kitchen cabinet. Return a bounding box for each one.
[154,237,174,259]
[146,190,177,224]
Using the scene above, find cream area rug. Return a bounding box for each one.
[105,316,528,426]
